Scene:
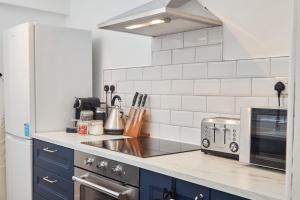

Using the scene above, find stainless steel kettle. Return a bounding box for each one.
[104,95,125,135]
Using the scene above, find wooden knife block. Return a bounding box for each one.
[123,109,146,138]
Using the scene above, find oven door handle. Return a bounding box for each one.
[72,175,125,200]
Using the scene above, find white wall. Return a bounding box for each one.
[0,3,67,115]
[0,0,70,15]
[199,0,293,60]
[66,0,292,96]
[66,0,152,97]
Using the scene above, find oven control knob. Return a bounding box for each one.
[230,142,239,153]
[202,138,210,148]
[111,164,124,176]
[84,157,95,166]
[97,160,108,171]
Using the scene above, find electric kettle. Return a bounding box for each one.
[104,95,125,135]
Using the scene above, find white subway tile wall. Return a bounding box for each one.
[126,68,143,80]
[162,64,182,80]
[172,48,195,64]
[184,29,207,47]
[161,95,181,110]
[270,57,290,77]
[103,27,289,144]
[183,63,207,79]
[196,44,222,62]
[143,66,162,80]
[180,127,201,145]
[194,79,220,95]
[171,80,194,95]
[220,79,251,96]
[208,61,236,78]
[161,33,183,50]
[152,50,171,66]
[237,59,270,77]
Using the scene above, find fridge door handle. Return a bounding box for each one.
[42,147,58,153]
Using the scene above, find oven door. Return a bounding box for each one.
[73,167,138,200]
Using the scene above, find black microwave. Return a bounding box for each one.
[240,107,287,171]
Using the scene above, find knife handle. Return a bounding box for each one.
[137,94,143,107]
[132,92,139,106]
[141,94,148,107]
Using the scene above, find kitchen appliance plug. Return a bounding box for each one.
[104,85,109,117]
[110,85,115,93]
[274,81,285,107]
[109,85,115,106]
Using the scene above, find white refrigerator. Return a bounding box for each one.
[3,23,92,200]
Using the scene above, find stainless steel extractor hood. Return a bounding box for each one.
[98,0,222,37]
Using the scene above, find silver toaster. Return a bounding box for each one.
[201,117,240,159]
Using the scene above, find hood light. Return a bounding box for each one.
[125,18,170,30]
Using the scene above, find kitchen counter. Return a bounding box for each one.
[33,132,286,200]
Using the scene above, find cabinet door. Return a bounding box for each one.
[33,166,74,200]
[33,139,74,179]
[140,169,173,200]
[176,179,210,200]
[211,190,248,200]
[33,193,48,200]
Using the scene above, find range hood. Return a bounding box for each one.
[98,0,222,37]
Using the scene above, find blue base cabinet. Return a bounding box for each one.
[211,190,248,200]
[140,169,249,200]
[33,139,74,200]
[176,179,210,200]
[140,169,174,200]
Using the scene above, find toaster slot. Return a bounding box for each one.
[214,124,225,148]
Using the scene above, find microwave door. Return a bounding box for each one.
[251,109,287,137]
[250,136,286,170]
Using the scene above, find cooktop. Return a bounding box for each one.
[81,137,201,158]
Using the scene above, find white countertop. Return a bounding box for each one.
[33,132,286,200]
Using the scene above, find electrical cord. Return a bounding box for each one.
[274,81,285,107]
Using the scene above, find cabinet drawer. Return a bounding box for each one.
[33,139,74,179]
[211,190,249,200]
[176,179,210,200]
[34,166,74,200]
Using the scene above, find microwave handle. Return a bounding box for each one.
[72,175,124,200]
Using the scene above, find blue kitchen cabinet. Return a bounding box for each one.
[140,169,249,200]
[33,139,74,179]
[33,139,74,200]
[211,190,249,200]
[176,179,210,200]
[140,169,174,200]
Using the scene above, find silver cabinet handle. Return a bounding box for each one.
[72,175,123,199]
[195,194,204,200]
[43,176,58,184]
[42,147,58,153]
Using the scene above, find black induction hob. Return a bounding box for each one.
[81,137,201,158]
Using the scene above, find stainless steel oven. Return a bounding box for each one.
[73,151,139,200]
[240,107,287,171]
